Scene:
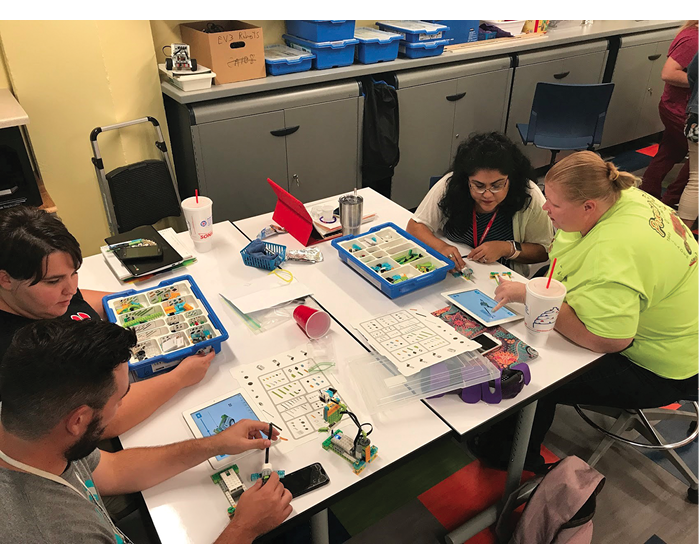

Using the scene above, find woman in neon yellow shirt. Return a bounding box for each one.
[487,151,698,470]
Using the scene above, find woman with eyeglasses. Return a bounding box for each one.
[407,132,553,276]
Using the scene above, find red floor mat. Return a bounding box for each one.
[637,144,660,157]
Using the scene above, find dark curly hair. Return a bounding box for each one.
[438,132,534,228]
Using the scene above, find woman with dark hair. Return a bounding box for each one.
[407,132,553,276]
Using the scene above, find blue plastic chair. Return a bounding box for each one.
[516,82,615,166]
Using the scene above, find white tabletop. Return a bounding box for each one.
[79,221,450,544]
[234,188,602,435]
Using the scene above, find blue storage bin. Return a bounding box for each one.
[398,39,450,59]
[103,275,228,379]
[283,34,358,70]
[264,45,315,76]
[285,20,356,42]
[331,222,454,299]
[429,20,479,44]
[376,20,449,43]
[240,240,286,270]
[354,27,402,64]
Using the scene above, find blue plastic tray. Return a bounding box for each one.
[283,34,358,70]
[376,21,449,43]
[285,20,355,42]
[103,275,228,379]
[240,240,286,270]
[331,222,454,299]
[264,45,315,76]
[398,39,450,59]
[354,27,402,64]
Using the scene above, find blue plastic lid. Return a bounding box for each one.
[354,27,402,44]
[264,44,315,65]
[400,38,451,49]
[283,34,359,49]
[376,20,450,34]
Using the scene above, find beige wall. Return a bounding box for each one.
[0,42,11,89]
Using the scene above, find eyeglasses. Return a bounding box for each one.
[469,178,509,194]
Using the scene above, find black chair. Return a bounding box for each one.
[517,82,615,167]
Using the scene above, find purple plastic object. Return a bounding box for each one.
[460,363,531,404]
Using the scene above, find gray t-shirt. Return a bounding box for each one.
[0,449,120,543]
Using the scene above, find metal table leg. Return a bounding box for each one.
[445,401,538,544]
[311,508,330,544]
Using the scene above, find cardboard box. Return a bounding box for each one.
[180,21,265,85]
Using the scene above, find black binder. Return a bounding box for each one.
[105,225,182,278]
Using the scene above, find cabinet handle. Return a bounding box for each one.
[446,92,467,102]
[270,126,300,137]
[553,71,570,80]
[293,174,300,187]
[647,54,661,61]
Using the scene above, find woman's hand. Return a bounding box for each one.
[467,241,512,264]
[493,280,527,311]
[436,243,466,271]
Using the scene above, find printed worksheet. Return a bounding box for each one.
[353,308,480,376]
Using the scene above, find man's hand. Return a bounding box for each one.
[213,419,280,456]
[225,473,293,542]
[467,241,512,264]
[493,280,527,311]
[170,350,216,388]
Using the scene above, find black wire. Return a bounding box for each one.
[328,398,373,452]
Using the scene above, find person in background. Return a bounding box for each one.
[488,152,698,469]
[641,20,698,205]
[407,132,553,277]
[0,320,292,544]
[678,52,698,229]
[0,206,215,439]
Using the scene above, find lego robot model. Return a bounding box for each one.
[319,388,378,475]
[164,43,198,72]
[250,422,285,484]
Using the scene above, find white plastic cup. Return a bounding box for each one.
[181,196,213,253]
[524,277,567,347]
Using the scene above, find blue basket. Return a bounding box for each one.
[265,44,315,76]
[376,21,449,43]
[428,20,479,44]
[240,240,286,270]
[354,27,402,64]
[285,20,355,42]
[283,34,358,70]
[103,275,228,379]
[398,39,450,59]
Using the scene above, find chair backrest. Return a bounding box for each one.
[521,83,615,148]
[429,176,443,189]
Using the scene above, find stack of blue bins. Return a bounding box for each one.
[264,44,315,76]
[353,27,402,64]
[376,20,451,59]
[284,20,358,70]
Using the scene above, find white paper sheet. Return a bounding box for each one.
[220,275,312,314]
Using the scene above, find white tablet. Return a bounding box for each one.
[441,287,523,327]
[183,389,269,470]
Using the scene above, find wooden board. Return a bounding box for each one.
[445,33,549,52]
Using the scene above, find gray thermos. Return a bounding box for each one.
[339,193,363,237]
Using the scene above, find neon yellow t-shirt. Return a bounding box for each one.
[550,187,698,379]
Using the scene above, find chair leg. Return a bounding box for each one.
[635,420,699,490]
[642,408,697,423]
[587,411,635,467]
[549,150,559,167]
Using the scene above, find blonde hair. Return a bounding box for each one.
[678,20,698,34]
[545,151,638,203]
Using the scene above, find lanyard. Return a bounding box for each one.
[472,209,498,246]
[0,448,131,544]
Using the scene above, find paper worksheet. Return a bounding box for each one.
[220,275,312,314]
[353,308,480,376]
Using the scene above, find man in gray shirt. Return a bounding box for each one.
[0,320,292,543]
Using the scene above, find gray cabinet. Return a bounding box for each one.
[392,57,513,210]
[187,81,361,222]
[506,41,608,168]
[601,29,676,148]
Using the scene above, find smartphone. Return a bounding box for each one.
[116,245,163,262]
[472,332,501,355]
[282,462,330,498]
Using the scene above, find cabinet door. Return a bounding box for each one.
[285,97,359,204]
[637,39,674,139]
[452,68,511,159]
[392,79,457,210]
[194,111,288,222]
[507,51,607,168]
[601,43,657,148]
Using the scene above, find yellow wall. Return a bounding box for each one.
[0,21,169,256]
[0,39,11,89]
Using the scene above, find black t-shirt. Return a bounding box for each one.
[443,211,515,268]
[0,289,101,362]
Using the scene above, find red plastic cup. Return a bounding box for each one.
[293,305,331,339]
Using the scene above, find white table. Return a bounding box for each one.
[79,221,450,544]
[234,188,603,542]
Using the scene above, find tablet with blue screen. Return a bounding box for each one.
[441,287,523,327]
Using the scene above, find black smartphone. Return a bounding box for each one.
[472,332,500,355]
[116,245,163,262]
[282,462,330,498]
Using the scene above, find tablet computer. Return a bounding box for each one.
[183,389,268,470]
[441,287,523,327]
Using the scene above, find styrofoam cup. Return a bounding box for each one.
[524,277,566,347]
[293,305,331,339]
[181,196,213,253]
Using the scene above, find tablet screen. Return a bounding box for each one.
[189,394,260,461]
[446,289,516,324]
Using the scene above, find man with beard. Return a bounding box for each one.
[0,320,292,544]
